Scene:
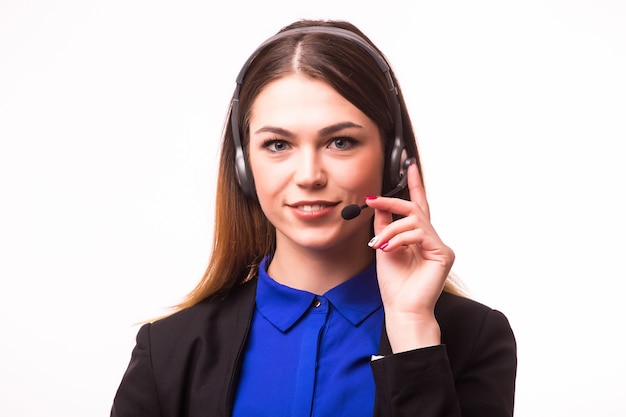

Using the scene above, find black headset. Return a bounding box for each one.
[230,26,406,201]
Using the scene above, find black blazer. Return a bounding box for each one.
[111,278,516,417]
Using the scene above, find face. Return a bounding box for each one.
[247,75,385,254]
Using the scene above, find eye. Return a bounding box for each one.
[263,139,291,153]
[328,136,357,150]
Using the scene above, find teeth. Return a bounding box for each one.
[300,204,326,212]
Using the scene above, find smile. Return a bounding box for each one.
[299,204,328,212]
[289,201,339,220]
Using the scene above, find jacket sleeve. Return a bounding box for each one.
[371,309,516,417]
[110,323,163,417]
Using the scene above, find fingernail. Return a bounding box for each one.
[365,195,378,200]
[368,236,379,247]
[379,242,389,251]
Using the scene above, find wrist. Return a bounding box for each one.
[384,312,441,353]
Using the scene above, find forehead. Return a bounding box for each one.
[249,75,376,131]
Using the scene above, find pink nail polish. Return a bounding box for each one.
[379,242,389,251]
[365,195,378,200]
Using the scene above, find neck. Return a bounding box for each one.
[267,239,374,295]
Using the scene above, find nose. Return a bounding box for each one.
[294,149,327,189]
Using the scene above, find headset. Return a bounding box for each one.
[230,26,407,206]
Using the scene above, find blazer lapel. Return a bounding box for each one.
[211,279,257,417]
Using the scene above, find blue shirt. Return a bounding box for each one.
[232,257,384,417]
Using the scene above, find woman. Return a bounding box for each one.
[111,19,517,417]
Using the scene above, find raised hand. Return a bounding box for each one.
[365,160,455,352]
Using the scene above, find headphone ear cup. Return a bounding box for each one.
[231,97,257,200]
[398,148,409,179]
[387,134,406,189]
[235,147,257,199]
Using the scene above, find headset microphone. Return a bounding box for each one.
[341,158,416,220]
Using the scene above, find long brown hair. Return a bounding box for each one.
[174,19,464,313]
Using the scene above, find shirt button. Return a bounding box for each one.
[313,298,321,308]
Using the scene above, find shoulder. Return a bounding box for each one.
[436,291,514,339]
[114,279,258,414]
[435,291,494,325]
[148,278,257,345]
[435,291,516,375]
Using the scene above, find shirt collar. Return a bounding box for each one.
[255,256,382,332]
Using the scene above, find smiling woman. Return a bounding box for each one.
[110,19,517,417]
[248,75,384,292]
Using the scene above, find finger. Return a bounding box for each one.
[372,206,393,237]
[407,161,431,220]
[369,214,432,251]
[365,194,424,220]
[378,226,443,254]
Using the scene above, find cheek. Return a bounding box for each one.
[248,153,289,206]
[345,151,385,194]
[250,167,278,218]
[249,159,273,197]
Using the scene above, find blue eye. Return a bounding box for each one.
[329,137,356,150]
[263,139,290,152]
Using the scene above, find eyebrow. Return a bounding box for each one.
[253,121,364,138]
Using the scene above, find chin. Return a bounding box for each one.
[285,226,369,253]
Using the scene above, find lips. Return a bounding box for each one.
[289,201,339,219]
[290,201,339,210]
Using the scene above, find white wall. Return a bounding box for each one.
[1,1,624,416]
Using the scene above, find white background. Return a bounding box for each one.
[1,1,625,416]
